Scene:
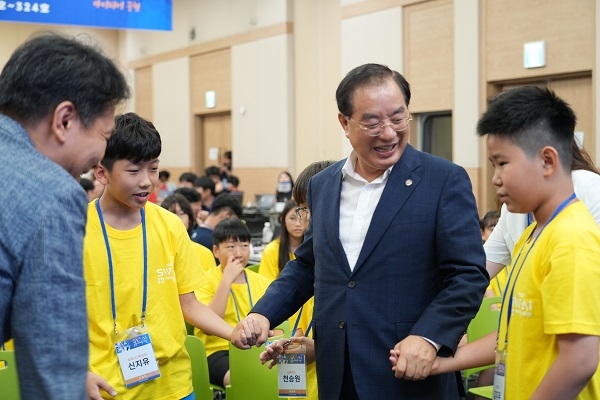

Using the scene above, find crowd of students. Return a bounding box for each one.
[3,34,600,400]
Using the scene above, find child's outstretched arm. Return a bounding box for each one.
[179,292,233,340]
[390,331,497,375]
[530,334,599,400]
[260,336,316,369]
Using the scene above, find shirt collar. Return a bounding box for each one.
[341,150,393,184]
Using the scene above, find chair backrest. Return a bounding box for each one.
[185,335,213,400]
[246,264,260,273]
[463,296,501,381]
[467,296,501,342]
[0,350,21,400]
[226,320,291,400]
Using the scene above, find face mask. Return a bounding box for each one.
[277,182,292,193]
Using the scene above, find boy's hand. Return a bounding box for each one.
[86,371,116,399]
[231,313,271,349]
[222,255,245,284]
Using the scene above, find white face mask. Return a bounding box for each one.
[277,182,292,193]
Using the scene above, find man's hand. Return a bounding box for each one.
[230,313,271,349]
[86,371,117,399]
[390,335,437,380]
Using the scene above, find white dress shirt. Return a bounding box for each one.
[339,151,392,271]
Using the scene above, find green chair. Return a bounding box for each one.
[225,320,291,400]
[469,385,493,399]
[0,350,21,400]
[185,335,213,400]
[246,263,260,273]
[463,296,501,393]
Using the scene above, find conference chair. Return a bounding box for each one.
[0,350,20,400]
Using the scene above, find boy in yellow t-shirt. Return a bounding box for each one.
[428,86,600,399]
[84,113,233,400]
[194,218,271,389]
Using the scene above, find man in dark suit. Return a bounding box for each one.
[231,63,489,399]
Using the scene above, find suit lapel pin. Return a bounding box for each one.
[405,179,413,186]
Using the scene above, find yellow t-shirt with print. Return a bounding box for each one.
[258,238,296,282]
[84,200,203,400]
[194,267,271,356]
[497,202,600,399]
[193,242,217,272]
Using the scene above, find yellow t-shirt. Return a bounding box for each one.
[193,242,217,272]
[194,267,271,356]
[84,200,203,400]
[497,202,600,399]
[258,238,295,282]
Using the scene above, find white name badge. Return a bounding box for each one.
[493,349,507,400]
[115,332,160,387]
[277,352,307,398]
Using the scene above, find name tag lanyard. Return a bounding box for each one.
[96,200,149,335]
[230,271,253,322]
[498,192,576,348]
[292,306,313,338]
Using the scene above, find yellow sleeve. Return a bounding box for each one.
[258,239,281,282]
[193,242,218,272]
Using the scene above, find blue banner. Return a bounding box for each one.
[0,0,172,31]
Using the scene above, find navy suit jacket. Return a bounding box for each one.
[252,145,489,399]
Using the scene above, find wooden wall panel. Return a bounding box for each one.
[403,0,453,113]
[485,0,593,82]
[190,49,232,114]
[134,66,153,120]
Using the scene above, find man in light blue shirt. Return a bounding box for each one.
[0,33,129,399]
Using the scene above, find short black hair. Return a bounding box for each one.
[159,170,170,180]
[336,63,411,117]
[212,218,251,246]
[101,113,161,171]
[0,32,129,127]
[293,160,336,205]
[227,175,240,187]
[205,166,220,177]
[179,172,197,185]
[79,177,94,192]
[210,194,243,218]
[477,86,576,171]
[174,187,201,203]
[194,176,215,195]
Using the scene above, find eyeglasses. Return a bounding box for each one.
[294,206,310,220]
[345,114,412,137]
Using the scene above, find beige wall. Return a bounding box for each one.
[0,0,598,212]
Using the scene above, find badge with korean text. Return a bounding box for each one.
[114,329,160,388]
[277,343,307,398]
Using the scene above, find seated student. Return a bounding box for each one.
[258,199,307,282]
[259,160,335,400]
[174,187,205,222]
[194,218,272,388]
[205,165,226,195]
[480,210,500,243]
[161,193,217,272]
[194,175,216,212]
[226,175,241,192]
[178,171,197,188]
[407,86,600,399]
[84,113,233,400]
[191,193,242,251]
[275,171,294,203]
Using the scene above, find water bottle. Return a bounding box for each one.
[262,222,273,244]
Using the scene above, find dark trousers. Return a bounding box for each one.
[340,341,359,400]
